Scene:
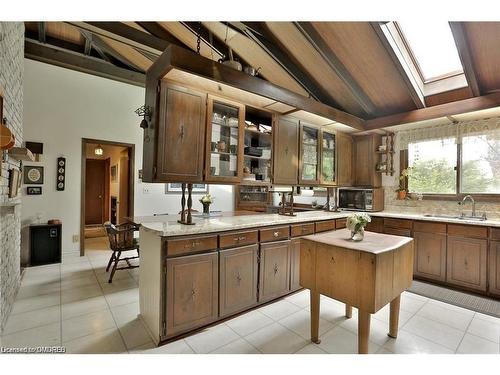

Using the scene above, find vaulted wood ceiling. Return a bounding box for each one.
[24,21,500,131]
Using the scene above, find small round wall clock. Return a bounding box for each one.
[23,166,44,184]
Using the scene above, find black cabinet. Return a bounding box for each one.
[30,224,62,266]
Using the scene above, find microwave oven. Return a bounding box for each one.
[337,188,384,212]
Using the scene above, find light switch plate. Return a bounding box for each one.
[72,234,79,243]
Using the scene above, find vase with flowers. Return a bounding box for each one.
[346,212,371,241]
[199,194,213,215]
[396,168,411,200]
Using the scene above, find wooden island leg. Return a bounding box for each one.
[388,294,401,338]
[345,304,353,319]
[358,310,371,354]
[310,289,321,344]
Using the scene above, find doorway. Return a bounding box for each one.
[81,138,135,256]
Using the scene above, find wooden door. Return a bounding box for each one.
[205,95,245,183]
[156,83,206,182]
[259,240,291,302]
[413,232,447,282]
[320,129,336,185]
[85,159,107,225]
[290,238,301,291]
[299,123,320,185]
[337,132,353,186]
[489,241,500,296]
[118,155,129,224]
[447,236,487,292]
[273,116,299,185]
[165,252,218,336]
[219,244,259,317]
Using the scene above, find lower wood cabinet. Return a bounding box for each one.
[413,231,447,282]
[490,241,500,296]
[289,238,301,292]
[219,244,259,317]
[446,236,487,292]
[165,252,218,336]
[259,240,291,303]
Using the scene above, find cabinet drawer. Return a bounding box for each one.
[219,230,258,249]
[260,226,290,242]
[383,227,412,237]
[413,221,447,234]
[336,218,347,229]
[366,217,384,233]
[448,224,488,239]
[166,235,218,257]
[290,223,315,237]
[491,228,500,241]
[315,220,336,233]
[384,218,413,230]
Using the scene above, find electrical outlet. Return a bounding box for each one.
[72,235,79,243]
[143,186,150,194]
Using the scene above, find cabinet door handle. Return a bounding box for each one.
[179,124,185,140]
[236,273,242,284]
[185,241,201,249]
[464,259,468,268]
[273,263,279,275]
[331,256,335,264]
[427,255,430,263]
[302,227,309,232]
[234,236,246,242]
[273,231,279,238]
[191,288,196,298]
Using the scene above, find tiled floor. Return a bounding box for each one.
[2,247,500,354]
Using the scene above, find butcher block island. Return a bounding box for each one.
[300,230,414,354]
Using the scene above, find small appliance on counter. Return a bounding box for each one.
[338,187,384,212]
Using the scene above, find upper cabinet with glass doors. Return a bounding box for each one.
[320,129,336,185]
[205,96,245,183]
[299,124,320,185]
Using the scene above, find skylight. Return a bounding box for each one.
[397,21,463,82]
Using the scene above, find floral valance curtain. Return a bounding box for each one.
[397,117,500,150]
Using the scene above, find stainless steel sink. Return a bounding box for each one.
[423,214,487,221]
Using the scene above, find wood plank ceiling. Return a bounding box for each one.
[23,21,500,131]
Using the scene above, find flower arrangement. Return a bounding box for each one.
[396,167,411,199]
[199,194,213,214]
[346,212,371,241]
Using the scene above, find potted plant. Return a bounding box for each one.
[396,168,411,200]
[199,194,213,215]
[346,212,371,241]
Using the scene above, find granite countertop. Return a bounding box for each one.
[302,229,413,254]
[137,210,500,237]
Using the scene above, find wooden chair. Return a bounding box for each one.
[104,222,140,283]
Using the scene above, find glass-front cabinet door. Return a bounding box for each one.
[205,96,244,183]
[320,129,336,185]
[299,124,320,185]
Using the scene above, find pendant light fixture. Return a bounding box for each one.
[94,144,103,156]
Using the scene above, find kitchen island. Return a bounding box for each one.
[136,210,500,345]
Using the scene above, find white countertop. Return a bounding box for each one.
[302,229,413,254]
[137,210,500,237]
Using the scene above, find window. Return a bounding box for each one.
[397,21,463,82]
[406,130,500,196]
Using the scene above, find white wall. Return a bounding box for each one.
[22,59,234,254]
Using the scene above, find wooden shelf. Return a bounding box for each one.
[244,128,271,137]
[7,147,34,161]
[212,120,238,129]
[211,150,237,156]
[244,154,270,161]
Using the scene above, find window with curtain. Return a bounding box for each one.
[399,118,500,196]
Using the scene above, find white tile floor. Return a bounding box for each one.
[2,247,500,354]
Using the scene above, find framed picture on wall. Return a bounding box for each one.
[24,166,44,184]
[165,183,208,194]
[27,186,42,195]
[111,164,118,182]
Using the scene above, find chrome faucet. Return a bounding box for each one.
[461,195,476,217]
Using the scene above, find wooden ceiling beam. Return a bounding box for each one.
[449,22,481,97]
[370,22,426,109]
[38,22,46,43]
[25,39,145,87]
[294,22,378,117]
[135,22,185,47]
[235,22,339,107]
[78,30,110,62]
[365,91,500,130]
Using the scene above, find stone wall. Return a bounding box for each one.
[0,22,24,332]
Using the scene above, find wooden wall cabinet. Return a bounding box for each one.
[165,252,218,336]
[299,123,320,185]
[273,116,299,185]
[259,240,291,303]
[205,96,245,183]
[446,236,487,292]
[319,129,336,185]
[489,241,500,296]
[336,132,353,186]
[151,83,207,183]
[353,133,382,187]
[219,244,259,317]
[413,232,447,282]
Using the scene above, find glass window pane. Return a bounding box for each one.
[398,21,463,81]
[461,134,500,194]
[408,138,457,194]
